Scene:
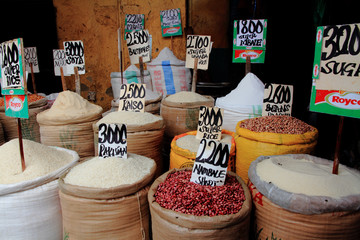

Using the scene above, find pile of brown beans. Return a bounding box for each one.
[239,115,315,134]
[154,170,246,217]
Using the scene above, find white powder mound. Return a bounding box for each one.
[256,157,360,198]
[96,111,162,126]
[165,91,209,103]
[176,134,233,153]
[64,153,155,188]
[0,139,74,184]
[216,72,264,107]
[37,90,103,124]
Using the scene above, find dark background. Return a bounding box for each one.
[1,0,359,169]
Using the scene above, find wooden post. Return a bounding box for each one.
[332,116,344,174]
[191,58,199,92]
[74,67,81,94]
[171,36,174,50]
[60,67,67,91]
[245,55,251,74]
[118,28,124,85]
[139,56,144,84]
[30,63,37,94]
[17,118,26,172]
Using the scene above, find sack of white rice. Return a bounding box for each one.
[94,111,164,177]
[37,90,103,159]
[59,153,156,239]
[0,139,79,239]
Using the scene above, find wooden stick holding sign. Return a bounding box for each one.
[245,55,251,74]
[139,56,144,84]
[118,28,124,84]
[60,67,67,91]
[191,58,198,92]
[332,116,344,174]
[74,66,81,94]
[17,118,26,171]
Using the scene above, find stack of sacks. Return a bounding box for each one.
[215,72,264,132]
[147,47,191,96]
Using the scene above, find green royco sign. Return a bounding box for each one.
[160,8,182,37]
[309,23,360,119]
[232,19,267,63]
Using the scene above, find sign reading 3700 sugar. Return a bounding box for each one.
[310,23,360,119]
[232,19,267,63]
[190,139,230,187]
[186,35,211,70]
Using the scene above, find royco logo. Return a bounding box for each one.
[326,92,360,110]
[164,27,179,34]
[8,96,24,112]
[240,51,259,59]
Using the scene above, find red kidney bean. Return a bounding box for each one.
[154,170,246,217]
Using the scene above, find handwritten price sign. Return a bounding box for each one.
[53,49,70,76]
[24,47,39,73]
[63,40,85,74]
[124,14,144,39]
[126,30,151,64]
[118,83,146,112]
[196,106,224,141]
[160,8,182,37]
[98,123,127,158]
[185,35,211,70]
[190,139,230,187]
[262,83,293,116]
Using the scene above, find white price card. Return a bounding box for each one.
[262,83,293,116]
[196,106,224,141]
[98,123,127,159]
[63,40,85,75]
[118,83,146,112]
[126,30,151,65]
[185,35,211,70]
[24,47,39,73]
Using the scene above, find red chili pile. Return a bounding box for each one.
[0,94,44,107]
[154,170,246,217]
[239,115,315,134]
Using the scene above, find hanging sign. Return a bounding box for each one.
[160,8,182,37]
[196,106,224,141]
[118,83,146,112]
[310,23,360,119]
[63,40,85,75]
[124,14,144,39]
[190,139,230,186]
[4,94,29,118]
[98,123,127,158]
[24,47,39,73]
[232,19,267,63]
[262,83,293,116]
[185,35,211,70]
[126,29,151,65]
[53,49,70,76]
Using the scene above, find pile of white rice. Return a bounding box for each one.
[64,153,155,188]
[0,139,74,184]
[96,111,162,127]
[165,91,209,103]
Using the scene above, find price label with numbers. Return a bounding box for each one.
[262,83,293,116]
[126,30,151,65]
[160,8,182,37]
[118,83,146,112]
[124,14,144,40]
[310,23,360,119]
[63,40,85,75]
[98,123,127,159]
[196,106,224,141]
[185,35,211,70]
[53,49,70,76]
[232,19,267,63]
[190,139,230,187]
[24,47,39,73]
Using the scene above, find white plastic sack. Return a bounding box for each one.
[0,147,79,240]
[216,72,264,131]
[147,47,191,96]
[111,65,152,99]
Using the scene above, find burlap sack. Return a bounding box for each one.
[169,129,236,171]
[148,168,252,240]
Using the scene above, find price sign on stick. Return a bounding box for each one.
[190,139,230,186]
[186,35,211,70]
[118,83,146,112]
[63,40,85,75]
[160,8,182,37]
[98,123,127,159]
[53,49,70,76]
[232,19,267,63]
[126,30,151,65]
[196,106,224,141]
[262,83,293,116]
[24,47,39,73]
[310,23,360,119]
[124,14,144,39]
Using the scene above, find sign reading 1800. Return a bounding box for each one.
[232,19,267,63]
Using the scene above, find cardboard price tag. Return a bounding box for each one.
[160,8,182,37]
[196,106,224,141]
[53,49,70,76]
[118,83,146,112]
[126,30,151,65]
[24,47,39,73]
[63,40,85,75]
[262,83,293,116]
[190,139,230,186]
[98,123,127,158]
[1,38,26,92]
[232,19,267,63]
[124,14,144,39]
[185,35,211,70]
